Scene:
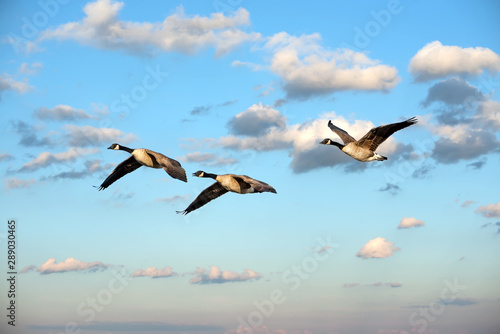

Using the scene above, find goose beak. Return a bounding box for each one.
[107,145,113,149]
[192,173,197,176]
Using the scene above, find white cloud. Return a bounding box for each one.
[35,105,98,121]
[217,107,406,173]
[409,41,500,82]
[37,257,109,274]
[132,266,177,278]
[0,74,33,99]
[262,32,399,99]
[460,200,476,208]
[475,201,500,218]
[356,237,400,259]
[40,0,260,56]
[4,177,36,190]
[190,265,261,284]
[19,265,36,274]
[397,217,425,229]
[20,147,99,172]
[157,195,189,203]
[64,125,137,147]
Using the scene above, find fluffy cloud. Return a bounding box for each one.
[475,201,500,218]
[262,32,399,99]
[422,78,500,164]
[37,257,109,274]
[356,237,400,259]
[65,125,137,147]
[421,77,485,109]
[39,0,260,56]
[227,103,287,136]
[397,217,425,229]
[179,151,237,167]
[409,41,500,82]
[190,266,261,284]
[4,177,36,190]
[20,147,99,172]
[217,108,408,173]
[132,266,177,278]
[0,74,33,99]
[35,105,98,121]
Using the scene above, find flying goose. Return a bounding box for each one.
[97,143,187,190]
[176,171,277,215]
[320,117,417,162]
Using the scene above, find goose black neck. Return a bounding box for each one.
[119,145,134,153]
[203,173,218,180]
[330,141,345,149]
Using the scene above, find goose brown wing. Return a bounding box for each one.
[236,175,277,194]
[328,120,356,144]
[355,117,418,151]
[176,182,228,215]
[146,151,188,183]
[162,157,187,182]
[98,156,142,191]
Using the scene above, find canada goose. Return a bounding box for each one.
[176,171,277,215]
[97,143,187,190]
[320,117,417,162]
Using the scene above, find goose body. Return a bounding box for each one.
[98,143,187,191]
[320,117,417,162]
[176,171,277,215]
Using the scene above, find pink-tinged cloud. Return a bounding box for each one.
[461,200,476,208]
[190,265,261,284]
[19,265,36,274]
[132,266,177,278]
[37,257,109,274]
[475,201,500,218]
[397,217,425,229]
[4,177,36,190]
[356,237,401,259]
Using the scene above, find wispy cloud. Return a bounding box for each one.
[179,151,237,167]
[0,74,33,100]
[356,237,400,259]
[409,41,500,82]
[156,195,189,203]
[29,321,224,332]
[0,153,14,162]
[343,282,402,288]
[4,177,36,190]
[13,120,54,147]
[37,257,109,274]
[65,124,137,147]
[41,159,114,181]
[132,266,177,278]
[378,183,401,195]
[35,105,98,121]
[19,147,99,172]
[190,266,261,284]
[18,62,43,75]
[39,0,260,56]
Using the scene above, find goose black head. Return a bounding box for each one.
[193,170,205,177]
[108,143,120,150]
[319,138,331,145]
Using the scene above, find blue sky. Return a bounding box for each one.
[1,0,500,333]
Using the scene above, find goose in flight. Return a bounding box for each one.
[320,117,417,162]
[97,143,187,191]
[176,171,277,215]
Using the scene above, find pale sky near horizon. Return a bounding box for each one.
[1,1,500,334]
